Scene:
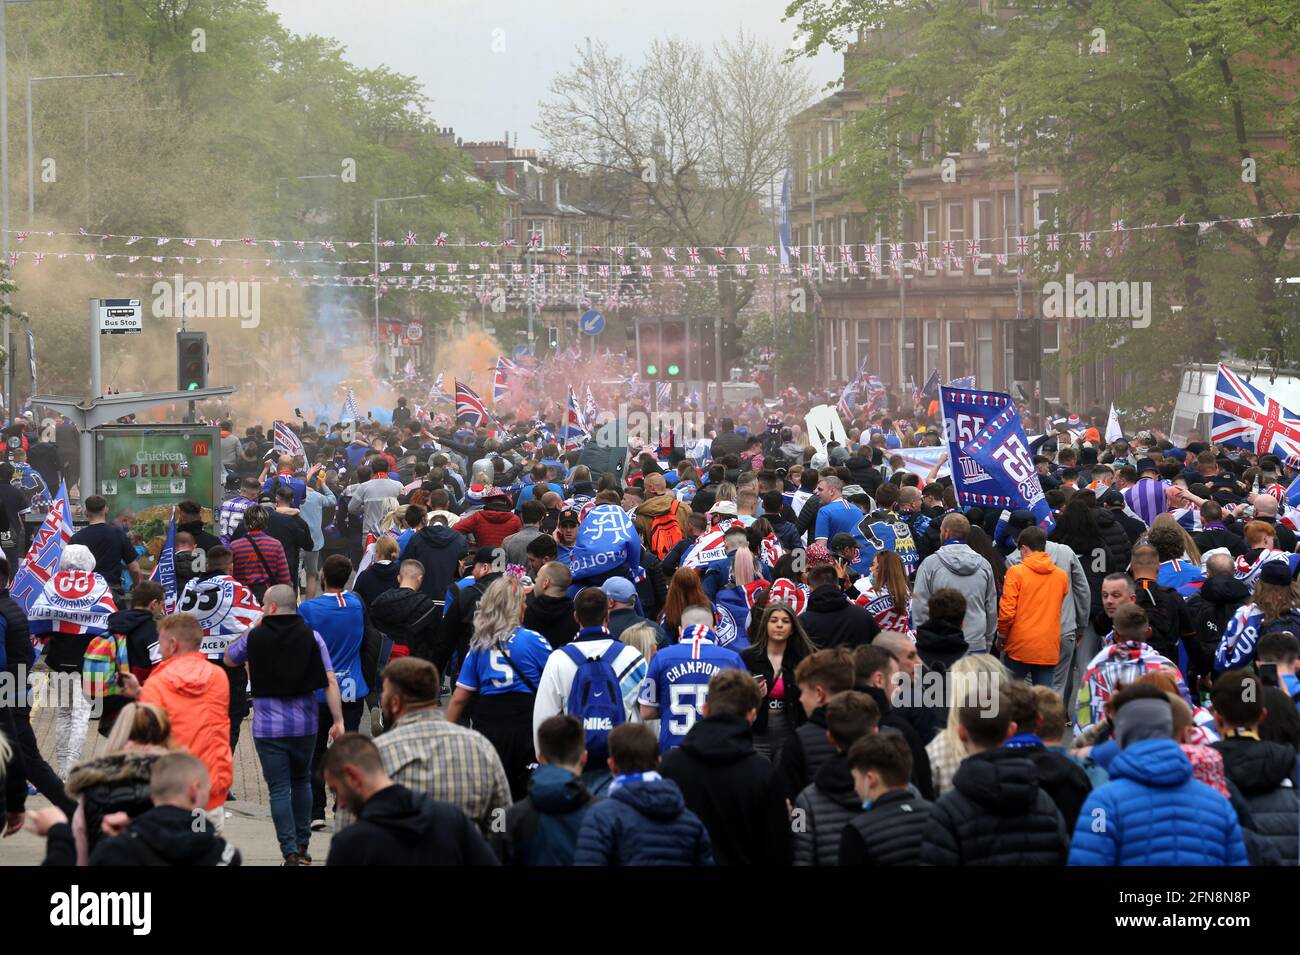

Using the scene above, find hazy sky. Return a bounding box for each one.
[265,0,843,147]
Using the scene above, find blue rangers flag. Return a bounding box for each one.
[1212,362,1300,467]
[149,506,178,613]
[568,503,644,583]
[920,368,942,400]
[948,375,976,390]
[10,480,73,614]
[940,385,1017,510]
[961,401,1056,532]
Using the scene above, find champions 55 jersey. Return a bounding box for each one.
[637,625,744,752]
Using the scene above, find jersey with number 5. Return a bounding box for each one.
[638,639,744,752]
[455,626,553,697]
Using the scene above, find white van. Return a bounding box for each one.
[1170,362,1300,446]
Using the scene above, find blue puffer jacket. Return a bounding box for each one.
[573,777,714,866]
[1069,738,1248,866]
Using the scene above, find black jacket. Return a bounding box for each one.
[401,522,469,605]
[1213,736,1300,866]
[660,715,792,866]
[177,519,221,555]
[711,430,747,459]
[523,593,578,648]
[326,784,499,866]
[433,572,503,673]
[1093,508,1134,567]
[637,548,669,622]
[919,748,1069,865]
[1187,575,1252,671]
[798,586,880,650]
[369,586,441,659]
[661,534,699,577]
[777,706,836,802]
[1134,577,1200,679]
[106,608,158,672]
[0,481,26,554]
[861,684,934,801]
[1106,505,1147,546]
[44,805,241,866]
[741,643,811,736]
[793,752,862,865]
[839,788,933,865]
[354,559,401,607]
[1194,525,1246,559]
[1020,742,1092,831]
[915,620,969,673]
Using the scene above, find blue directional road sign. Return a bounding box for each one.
[579,310,605,336]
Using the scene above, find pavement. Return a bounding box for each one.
[0,699,360,866]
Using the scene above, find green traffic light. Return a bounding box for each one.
[646,364,657,375]
[187,382,198,391]
[667,364,680,376]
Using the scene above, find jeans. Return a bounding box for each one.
[253,734,316,858]
[1053,630,1079,700]
[310,701,363,820]
[51,673,92,778]
[1004,657,1057,687]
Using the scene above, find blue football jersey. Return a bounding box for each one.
[637,631,744,751]
[455,626,553,696]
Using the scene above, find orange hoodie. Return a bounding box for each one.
[998,550,1069,666]
[139,651,232,809]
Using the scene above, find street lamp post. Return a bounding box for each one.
[373,194,432,373]
[28,72,130,225]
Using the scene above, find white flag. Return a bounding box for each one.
[1105,404,1123,443]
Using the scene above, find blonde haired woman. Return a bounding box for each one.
[446,576,553,799]
[925,654,1008,797]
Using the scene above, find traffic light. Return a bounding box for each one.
[1012,320,1040,380]
[177,331,208,392]
[547,326,559,349]
[641,324,662,379]
[660,321,686,381]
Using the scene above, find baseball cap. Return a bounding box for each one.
[1136,458,1158,476]
[829,532,858,552]
[474,546,504,567]
[709,500,738,516]
[558,508,581,526]
[601,577,637,604]
[1099,488,1127,507]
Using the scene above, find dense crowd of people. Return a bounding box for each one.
[1,385,1298,867]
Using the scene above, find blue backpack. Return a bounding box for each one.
[560,642,625,763]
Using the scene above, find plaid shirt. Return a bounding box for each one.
[362,707,510,835]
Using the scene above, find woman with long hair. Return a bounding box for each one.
[854,550,913,636]
[965,523,1007,594]
[925,654,1007,797]
[1050,493,1124,667]
[446,576,553,799]
[662,567,710,640]
[1218,566,1300,671]
[66,702,173,865]
[741,601,818,760]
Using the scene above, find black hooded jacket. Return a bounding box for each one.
[659,715,792,866]
[1213,736,1300,866]
[354,559,401,607]
[44,805,241,866]
[523,593,578,648]
[369,586,441,659]
[401,523,469,603]
[798,586,880,650]
[326,784,499,866]
[915,620,969,673]
[919,748,1069,865]
[107,607,158,671]
[1187,574,1252,669]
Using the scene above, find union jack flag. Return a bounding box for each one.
[429,372,451,403]
[1079,232,1093,252]
[492,355,518,404]
[404,231,417,245]
[663,247,676,261]
[528,232,542,249]
[1212,363,1300,467]
[1016,235,1030,255]
[687,247,700,263]
[434,232,448,246]
[1046,233,1060,252]
[273,420,305,458]
[656,381,672,405]
[737,247,750,261]
[584,384,599,422]
[966,239,980,258]
[455,379,491,427]
[941,240,954,258]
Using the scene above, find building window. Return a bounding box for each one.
[856,320,871,375]
[976,320,994,389]
[1003,322,1017,392]
[903,321,915,383]
[921,204,938,269]
[875,219,890,274]
[945,203,965,275]
[879,320,895,386]
[805,135,813,194]
[973,197,993,275]
[527,220,544,248]
[1033,189,1058,232]
[841,320,851,379]
[924,320,940,379]
[947,321,968,378]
